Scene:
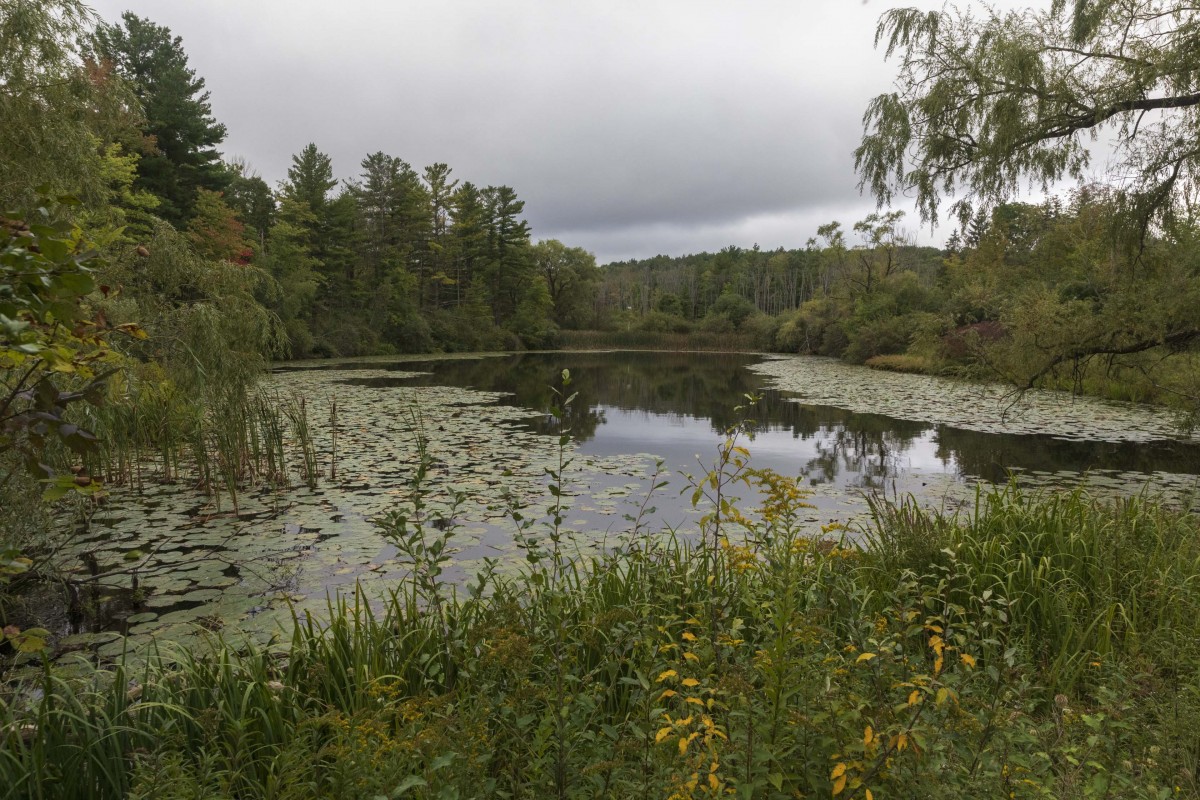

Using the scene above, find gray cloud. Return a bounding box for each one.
[87,0,980,261]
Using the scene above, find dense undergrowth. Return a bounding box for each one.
[556,330,756,353]
[2,434,1198,798]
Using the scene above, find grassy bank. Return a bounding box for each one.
[3,469,1198,799]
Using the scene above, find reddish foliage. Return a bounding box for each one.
[942,320,1007,359]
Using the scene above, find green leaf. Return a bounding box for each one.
[39,237,70,262]
[391,776,428,796]
[430,752,456,770]
[12,627,50,653]
[56,271,94,296]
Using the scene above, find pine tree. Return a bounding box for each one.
[224,163,275,253]
[451,182,489,307]
[280,144,354,286]
[423,163,458,308]
[95,13,228,226]
[351,152,429,286]
[481,185,534,324]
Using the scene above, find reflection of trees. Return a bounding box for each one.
[329,353,1200,485]
[777,407,932,489]
[393,352,770,443]
[935,426,1200,482]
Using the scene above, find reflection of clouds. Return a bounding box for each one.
[904,432,957,472]
[581,408,958,491]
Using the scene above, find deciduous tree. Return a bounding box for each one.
[856,1,1200,234]
[532,239,599,328]
[0,1,139,212]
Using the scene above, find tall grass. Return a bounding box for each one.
[4,466,1197,797]
[866,484,1200,690]
[78,378,323,508]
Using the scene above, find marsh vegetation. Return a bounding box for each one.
[5,397,1200,798]
[5,0,1200,797]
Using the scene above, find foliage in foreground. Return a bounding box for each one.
[2,476,1198,800]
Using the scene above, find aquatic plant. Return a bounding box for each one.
[5,457,1197,798]
[751,355,1196,443]
[7,362,1199,798]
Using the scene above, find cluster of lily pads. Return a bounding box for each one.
[751,355,1198,443]
[51,366,672,663]
[41,354,1200,669]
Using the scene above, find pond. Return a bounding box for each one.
[50,351,1200,663]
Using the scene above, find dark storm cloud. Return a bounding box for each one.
[85,0,985,261]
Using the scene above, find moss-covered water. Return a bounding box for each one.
[47,351,1200,665]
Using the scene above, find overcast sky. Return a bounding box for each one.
[86,0,1016,263]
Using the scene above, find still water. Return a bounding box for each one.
[58,351,1200,660]
[345,350,1200,495]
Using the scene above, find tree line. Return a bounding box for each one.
[2,6,602,362]
[4,1,1198,406]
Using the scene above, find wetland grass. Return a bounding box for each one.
[4,457,1199,798]
[78,381,323,508]
[283,396,319,491]
[866,485,1200,692]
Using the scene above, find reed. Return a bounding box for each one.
[283,396,318,490]
[4,453,1198,797]
[67,376,318,510]
[328,396,338,482]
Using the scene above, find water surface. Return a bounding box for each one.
[52,351,1200,662]
[330,350,1200,492]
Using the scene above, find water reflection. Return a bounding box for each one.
[315,351,1200,491]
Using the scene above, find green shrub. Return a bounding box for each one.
[843,314,917,363]
[711,292,757,329]
[636,310,693,334]
[741,313,780,349]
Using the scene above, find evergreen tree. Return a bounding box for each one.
[95,13,228,226]
[282,144,337,213]
[224,162,275,253]
[280,144,354,284]
[964,209,990,250]
[481,185,535,324]
[350,152,429,286]
[423,163,458,308]
[451,182,489,304]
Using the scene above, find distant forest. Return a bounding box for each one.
[5,7,1198,411]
